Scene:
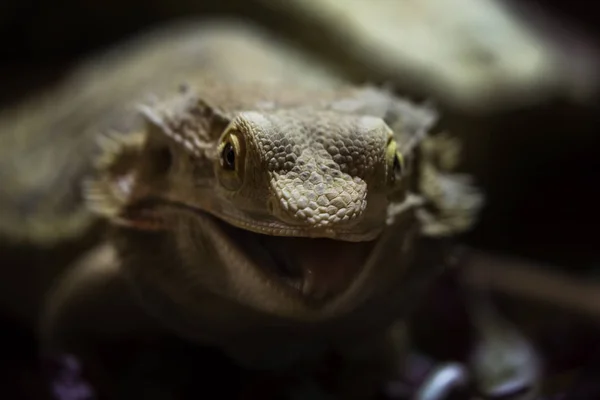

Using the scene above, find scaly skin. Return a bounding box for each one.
[0,20,483,399]
[82,80,482,321]
[0,20,343,246]
[50,82,481,398]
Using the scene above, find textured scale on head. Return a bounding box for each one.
[84,83,483,322]
[215,110,395,240]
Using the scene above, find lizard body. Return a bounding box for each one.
[46,82,481,398]
[0,21,483,398]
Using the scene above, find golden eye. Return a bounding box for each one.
[392,151,404,182]
[386,138,405,186]
[220,141,236,170]
[216,129,245,191]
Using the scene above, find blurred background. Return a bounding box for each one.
[0,0,599,398]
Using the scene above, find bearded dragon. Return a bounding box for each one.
[0,20,483,399]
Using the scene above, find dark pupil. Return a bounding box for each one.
[393,155,402,175]
[221,142,236,170]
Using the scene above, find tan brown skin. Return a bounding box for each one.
[0,22,483,400]
[37,81,483,398]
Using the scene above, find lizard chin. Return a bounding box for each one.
[213,215,377,304]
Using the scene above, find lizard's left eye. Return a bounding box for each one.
[385,138,408,201]
[392,152,404,182]
[386,139,405,186]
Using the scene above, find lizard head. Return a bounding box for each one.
[85,86,439,322]
[213,110,403,240]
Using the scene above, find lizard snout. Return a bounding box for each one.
[269,172,368,230]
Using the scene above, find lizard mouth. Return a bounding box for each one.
[117,198,377,304]
[215,218,377,303]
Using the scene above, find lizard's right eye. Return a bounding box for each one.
[221,142,236,170]
[216,129,246,191]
